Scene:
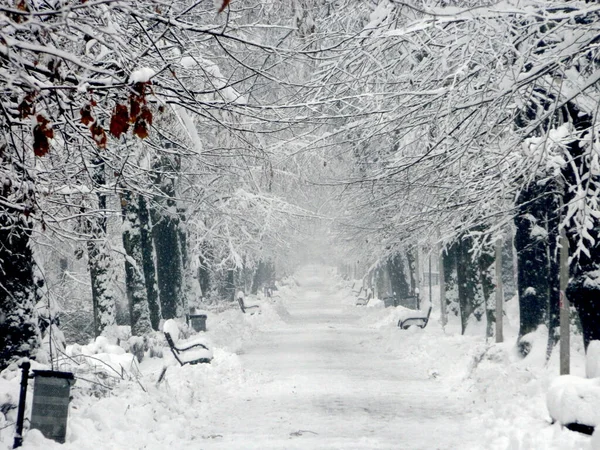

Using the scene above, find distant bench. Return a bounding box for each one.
[398,305,433,329]
[237,291,259,314]
[355,287,373,306]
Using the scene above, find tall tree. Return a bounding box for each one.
[85,155,117,337]
[0,146,40,369]
[121,189,153,336]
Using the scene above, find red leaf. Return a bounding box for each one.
[80,103,94,126]
[218,0,231,13]
[16,0,28,12]
[133,118,149,139]
[129,96,141,123]
[33,114,53,156]
[33,129,49,157]
[140,106,153,126]
[90,123,107,148]
[132,82,147,96]
[109,104,130,138]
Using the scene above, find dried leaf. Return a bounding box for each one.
[33,128,49,157]
[33,114,53,156]
[90,123,107,148]
[140,106,153,126]
[132,82,146,96]
[129,96,141,123]
[109,104,130,138]
[16,0,28,12]
[218,0,231,13]
[133,118,149,139]
[80,103,94,125]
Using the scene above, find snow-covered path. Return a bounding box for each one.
[13,265,591,450]
[198,266,481,449]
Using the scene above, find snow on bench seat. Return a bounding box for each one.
[547,375,600,434]
[546,343,600,435]
[163,319,213,365]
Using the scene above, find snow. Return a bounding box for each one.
[547,375,600,427]
[128,67,155,83]
[587,340,600,378]
[162,319,181,342]
[0,265,593,449]
[180,56,196,69]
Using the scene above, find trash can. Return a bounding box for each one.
[383,296,396,308]
[188,314,207,332]
[30,370,75,444]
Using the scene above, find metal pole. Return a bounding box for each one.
[13,361,30,449]
[560,227,570,375]
[429,253,432,309]
[495,238,504,343]
[438,241,447,327]
[415,246,421,309]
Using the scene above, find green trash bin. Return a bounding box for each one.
[30,370,75,444]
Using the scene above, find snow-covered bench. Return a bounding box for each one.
[398,305,432,330]
[163,319,213,366]
[546,341,600,435]
[237,291,259,314]
[355,287,373,306]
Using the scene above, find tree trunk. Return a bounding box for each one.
[407,246,417,295]
[478,242,495,339]
[438,241,447,327]
[546,201,561,359]
[443,243,459,318]
[455,236,479,335]
[138,194,161,330]
[495,238,504,343]
[122,191,153,336]
[562,106,600,351]
[152,211,184,318]
[387,253,410,299]
[514,180,559,356]
[151,158,185,319]
[251,261,267,295]
[198,242,213,298]
[86,156,116,337]
[0,152,40,369]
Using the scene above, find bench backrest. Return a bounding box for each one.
[237,297,246,313]
[423,305,433,324]
[163,319,181,344]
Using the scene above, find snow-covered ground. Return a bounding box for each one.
[0,265,596,449]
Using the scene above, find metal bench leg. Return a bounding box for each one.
[157,366,168,384]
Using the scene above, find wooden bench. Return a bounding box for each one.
[398,305,433,329]
[237,291,259,314]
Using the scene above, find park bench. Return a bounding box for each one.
[398,305,433,329]
[163,320,212,365]
[157,320,212,383]
[355,287,373,306]
[237,291,259,314]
